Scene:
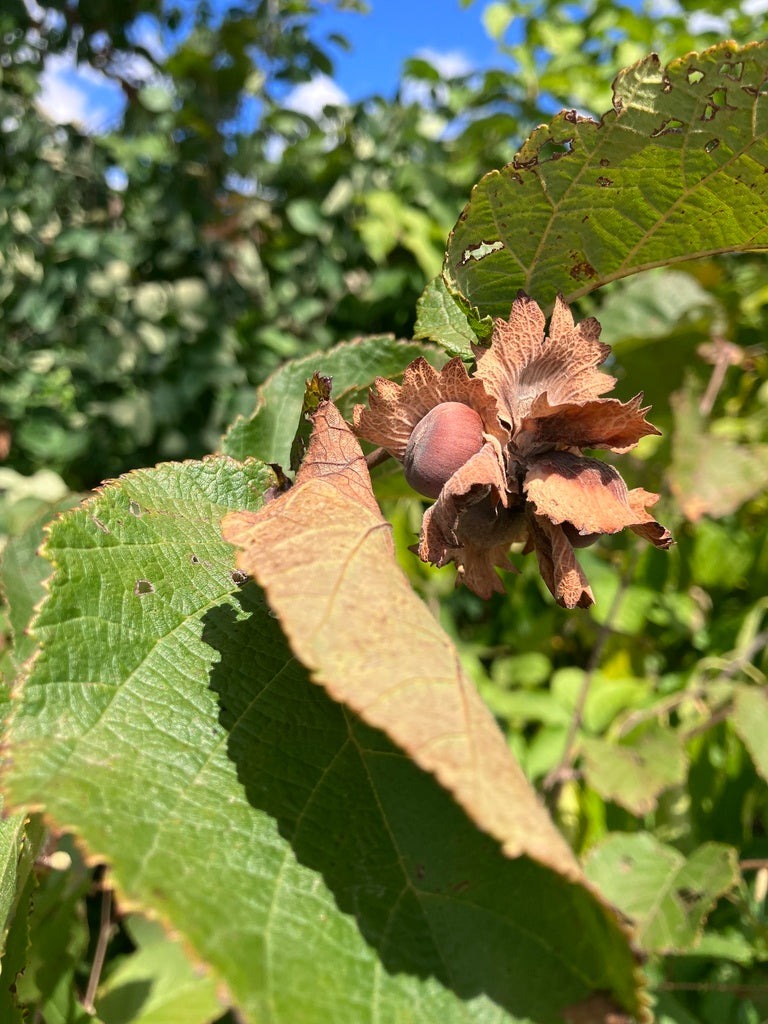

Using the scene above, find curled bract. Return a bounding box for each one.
[353,291,673,608]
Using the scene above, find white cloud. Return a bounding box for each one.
[415,48,473,80]
[686,11,731,34]
[36,53,125,132]
[283,74,348,119]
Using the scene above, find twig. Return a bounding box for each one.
[741,859,768,870]
[698,335,742,417]
[83,884,113,1014]
[659,981,768,996]
[365,447,392,470]
[543,550,638,805]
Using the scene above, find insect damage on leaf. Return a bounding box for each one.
[354,292,673,608]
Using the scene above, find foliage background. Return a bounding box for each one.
[1,1,768,1022]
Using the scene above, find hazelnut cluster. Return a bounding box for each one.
[353,292,672,608]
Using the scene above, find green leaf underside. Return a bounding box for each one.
[220,336,445,468]
[5,458,642,1023]
[584,833,738,955]
[446,41,768,315]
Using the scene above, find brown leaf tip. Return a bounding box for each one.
[353,293,672,607]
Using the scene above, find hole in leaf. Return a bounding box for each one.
[536,138,573,161]
[129,500,142,516]
[459,239,505,265]
[599,158,610,167]
[650,118,684,137]
[596,176,613,187]
[91,516,110,533]
[191,554,200,564]
[704,138,720,154]
[709,87,727,107]
[720,61,743,80]
[134,579,154,596]
[662,76,672,93]
[702,104,717,121]
[687,68,704,85]
[230,569,249,586]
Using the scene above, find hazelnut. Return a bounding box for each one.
[403,402,485,498]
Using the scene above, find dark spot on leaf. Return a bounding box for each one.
[568,255,597,281]
[415,863,426,880]
[190,554,200,564]
[129,500,142,516]
[230,569,249,586]
[596,176,612,187]
[451,879,470,893]
[619,856,634,872]
[687,67,704,85]
[91,516,109,534]
[705,138,720,154]
[651,118,684,137]
[599,158,610,167]
[675,886,703,907]
[582,215,589,223]
[134,579,154,596]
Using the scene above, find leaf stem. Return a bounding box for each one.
[543,549,637,807]
[365,446,392,470]
[83,883,113,1014]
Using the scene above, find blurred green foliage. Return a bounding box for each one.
[2,1,768,1023]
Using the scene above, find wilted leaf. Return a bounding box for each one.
[225,404,579,869]
[731,684,768,782]
[580,729,687,815]
[446,41,768,314]
[584,833,739,954]
[5,456,644,1023]
[221,336,445,469]
[668,385,768,521]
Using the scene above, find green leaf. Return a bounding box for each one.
[445,41,768,314]
[584,833,739,954]
[414,276,491,355]
[13,835,95,1024]
[1,496,80,668]
[580,728,687,815]
[5,457,643,1023]
[220,336,445,468]
[96,915,222,1024]
[669,384,768,521]
[731,684,768,782]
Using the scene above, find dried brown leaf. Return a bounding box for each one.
[520,393,660,454]
[222,406,581,878]
[474,293,613,429]
[525,452,669,546]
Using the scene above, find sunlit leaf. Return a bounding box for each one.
[5,455,644,1023]
[584,833,739,954]
[446,41,768,314]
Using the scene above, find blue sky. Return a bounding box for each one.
[311,0,499,100]
[35,0,502,131]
